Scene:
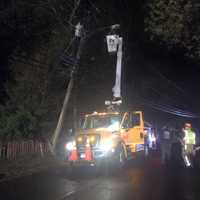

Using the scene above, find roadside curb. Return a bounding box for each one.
[0,156,69,183]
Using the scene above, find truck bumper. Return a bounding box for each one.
[67,148,114,163]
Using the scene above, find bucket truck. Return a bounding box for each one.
[65,25,149,168]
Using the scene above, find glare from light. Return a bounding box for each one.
[107,121,120,132]
[85,138,90,147]
[65,141,76,151]
[149,134,156,142]
[90,136,95,142]
[184,155,191,167]
[99,140,113,152]
[77,137,83,142]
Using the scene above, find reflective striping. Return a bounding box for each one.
[136,144,144,152]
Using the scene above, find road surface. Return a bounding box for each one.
[0,156,200,200]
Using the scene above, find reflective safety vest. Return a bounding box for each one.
[184,130,196,145]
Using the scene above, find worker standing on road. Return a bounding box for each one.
[161,126,172,164]
[182,123,196,167]
[144,130,149,157]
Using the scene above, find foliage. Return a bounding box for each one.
[145,0,200,59]
[0,106,39,139]
[0,0,76,139]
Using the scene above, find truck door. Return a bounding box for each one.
[120,111,144,152]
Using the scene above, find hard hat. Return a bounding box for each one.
[185,123,192,128]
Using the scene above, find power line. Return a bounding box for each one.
[87,0,108,17]
[144,65,197,110]
[87,0,101,14]
[134,94,199,118]
[68,0,81,26]
[149,66,185,94]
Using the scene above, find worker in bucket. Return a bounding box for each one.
[182,123,196,167]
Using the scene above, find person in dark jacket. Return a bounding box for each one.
[161,126,172,164]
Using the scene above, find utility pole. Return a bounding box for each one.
[52,23,84,152]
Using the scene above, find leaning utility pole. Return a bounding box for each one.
[52,23,84,151]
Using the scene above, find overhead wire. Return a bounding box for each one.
[87,0,109,18]
[84,1,199,118]
[68,0,81,26]
[149,66,185,94]
[113,1,191,109]
[134,94,199,118]
[141,63,197,113]
[87,0,101,14]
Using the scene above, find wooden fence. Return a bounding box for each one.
[0,140,50,160]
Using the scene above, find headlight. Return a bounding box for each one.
[65,141,76,151]
[99,140,113,152]
[77,136,83,143]
[89,136,95,142]
[107,122,120,132]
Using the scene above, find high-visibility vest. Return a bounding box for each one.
[184,130,196,145]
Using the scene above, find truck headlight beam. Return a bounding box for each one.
[65,141,76,151]
[99,140,113,152]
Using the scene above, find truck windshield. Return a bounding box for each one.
[83,115,120,131]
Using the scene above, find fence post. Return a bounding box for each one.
[31,140,34,154]
[0,141,1,160]
[7,142,10,160]
[17,141,19,158]
[10,142,13,160]
[39,142,44,157]
[22,141,25,154]
[14,141,17,159]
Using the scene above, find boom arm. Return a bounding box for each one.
[112,37,123,100]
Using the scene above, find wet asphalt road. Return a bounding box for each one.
[0,156,200,200]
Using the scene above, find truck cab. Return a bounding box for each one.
[66,112,126,167]
[65,111,145,165]
[120,111,145,154]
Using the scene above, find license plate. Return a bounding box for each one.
[80,153,85,158]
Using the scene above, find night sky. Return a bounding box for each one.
[0,0,200,128]
[77,1,200,118]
